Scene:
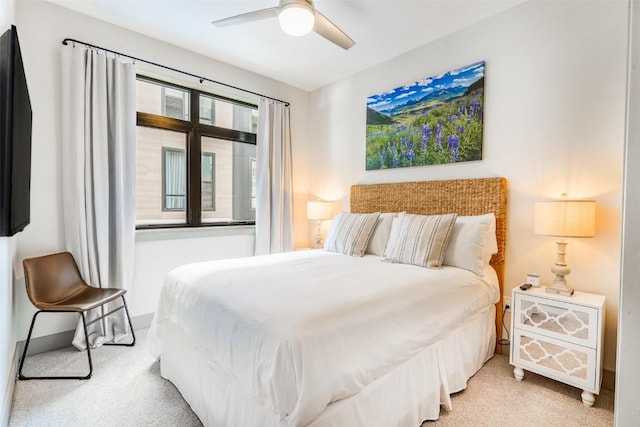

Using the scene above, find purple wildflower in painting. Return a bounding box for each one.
[421,124,430,150]
[407,149,415,164]
[448,135,459,160]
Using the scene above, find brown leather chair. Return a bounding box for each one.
[18,251,136,380]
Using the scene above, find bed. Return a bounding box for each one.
[148,177,507,426]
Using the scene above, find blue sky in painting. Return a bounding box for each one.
[367,61,485,113]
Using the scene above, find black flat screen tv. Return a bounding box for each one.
[0,25,32,237]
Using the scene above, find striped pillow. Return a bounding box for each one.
[324,212,381,256]
[385,212,458,268]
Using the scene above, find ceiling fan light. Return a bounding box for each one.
[278,3,315,36]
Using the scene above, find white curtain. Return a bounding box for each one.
[255,98,293,255]
[60,44,136,350]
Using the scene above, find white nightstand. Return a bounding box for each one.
[510,286,605,407]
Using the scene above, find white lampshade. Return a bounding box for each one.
[535,201,596,238]
[307,200,332,220]
[278,1,315,36]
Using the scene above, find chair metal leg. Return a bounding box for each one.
[18,295,134,380]
[18,310,41,380]
[81,312,93,379]
[104,296,136,347]
[18,310,92,380]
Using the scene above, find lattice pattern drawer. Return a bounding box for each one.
[514,294,599,348]
[513,331,596,391]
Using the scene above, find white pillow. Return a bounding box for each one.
[443,213,498,275]
[384,215,401,257]
[324,212,381,257]
[365,213,398,256]
[384,212,457,268]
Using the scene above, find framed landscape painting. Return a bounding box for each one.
[366,61,485,170]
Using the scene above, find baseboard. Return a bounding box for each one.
[602,368,615,391]
[131,312,154,331]
[1,345,18,427]
[15,313,154,357]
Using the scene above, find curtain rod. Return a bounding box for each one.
[61,38,290,107]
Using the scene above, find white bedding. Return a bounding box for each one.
[148,250,499,426]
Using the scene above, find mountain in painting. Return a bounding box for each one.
[366,107,396,125]
[379,85,469,116]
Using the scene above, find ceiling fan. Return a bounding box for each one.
[212,0,355,50]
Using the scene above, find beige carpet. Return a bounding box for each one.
[9,330,613,426]
[9,329,202,427]
[423,354,614,427]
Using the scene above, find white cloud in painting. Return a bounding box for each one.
[368,99,392,109]
[395,90,417,100]
[453,77,476,86]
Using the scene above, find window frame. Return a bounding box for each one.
[136,76,258,230]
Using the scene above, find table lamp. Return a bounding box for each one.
[534,199,596,296]
[307,200,332,249]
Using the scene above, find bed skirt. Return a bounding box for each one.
[156,304,496,427]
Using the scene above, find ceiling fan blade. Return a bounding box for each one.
[212,7,278,27]
[313,10,355,50]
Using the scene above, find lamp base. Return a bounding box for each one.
[313,220,323,249]
[545,285,574,297]
[547,240,574,296]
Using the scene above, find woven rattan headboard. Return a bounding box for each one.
[350,177,507,351]
[350,177,507,265]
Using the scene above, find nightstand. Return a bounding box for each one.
[510,286,605,407]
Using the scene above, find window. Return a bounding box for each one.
[162,87,189,120]
[199,94,258,132]
[160,149,215,212]
[135,77,258,228]
[201,152,215,211]
[162,148,186,210]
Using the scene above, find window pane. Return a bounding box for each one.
[199,96,214,125]
[136,79,190,121]
[201,153,215,211]
[163,148,186,210]
[201,136,256,223]
[136,126,187,225]
[199,95,257,133]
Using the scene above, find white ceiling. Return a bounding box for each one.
[44,0,525,92]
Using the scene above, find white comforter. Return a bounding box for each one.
[148,250,499,426]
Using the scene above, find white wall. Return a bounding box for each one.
[308,1,627,373]
[0,0,17,423]
[13,0,311,339]
[0,237,16,427]
[616,0,640,423]
[0,236,16,427]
